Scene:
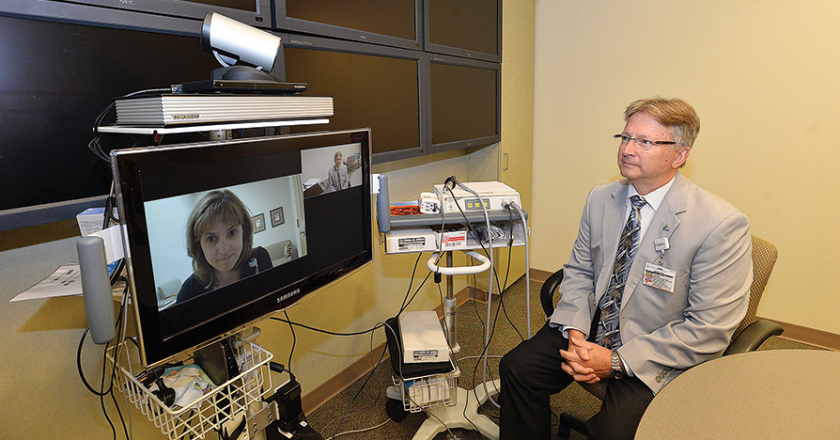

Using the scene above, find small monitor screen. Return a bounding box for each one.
[113,129,372,366]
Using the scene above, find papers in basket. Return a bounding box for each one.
[148,364,216,409]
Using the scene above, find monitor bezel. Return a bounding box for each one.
[34,0,272,29]
[112,128,373,368]
[422,0,502,63]
[424,54,501,154]
[273,0,422,51]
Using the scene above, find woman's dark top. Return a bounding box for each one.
[176,246,272,303]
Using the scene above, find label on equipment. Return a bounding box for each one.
[399,237,426,251]
[412,349,439,362]
[441,231,467,249]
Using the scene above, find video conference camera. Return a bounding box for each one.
[200,12,282,82]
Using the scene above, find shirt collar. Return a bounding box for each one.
[629,176,676,212]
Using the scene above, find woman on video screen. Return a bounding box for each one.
[176,190,272,303]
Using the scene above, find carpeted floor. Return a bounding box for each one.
[304,276,823,440]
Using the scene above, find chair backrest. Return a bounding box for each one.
[540,269,565,319]
[732,235,778,340]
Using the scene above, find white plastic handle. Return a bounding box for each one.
[427,250,491,276]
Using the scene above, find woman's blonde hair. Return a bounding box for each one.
[185,190,254,288]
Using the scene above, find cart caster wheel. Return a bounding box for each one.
[385,398,409,423]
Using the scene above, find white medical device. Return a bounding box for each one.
[433,181,520,214]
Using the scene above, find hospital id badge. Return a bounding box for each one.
[643,262,676,293]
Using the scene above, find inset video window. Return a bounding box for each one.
[300,142,363,198]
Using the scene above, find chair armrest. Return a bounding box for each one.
[540,269,564,318]
[723,319,784,356]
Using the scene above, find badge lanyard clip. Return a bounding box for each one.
[654,237,670,266]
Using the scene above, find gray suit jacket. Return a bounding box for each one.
[549,172,752,394]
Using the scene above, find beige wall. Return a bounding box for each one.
[499,0,536,279]
[531,1,840,334]
[0,2,536,438]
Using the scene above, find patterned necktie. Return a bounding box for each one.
[596,195,647,350]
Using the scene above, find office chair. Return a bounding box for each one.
[540,235,784,438]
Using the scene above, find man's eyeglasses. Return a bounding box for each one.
[613,134,676,150]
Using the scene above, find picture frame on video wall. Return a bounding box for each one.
[270,207,285,227]
[253,213,266,233]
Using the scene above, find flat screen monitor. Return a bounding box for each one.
[429,57,500,153]
[112,129,373,367]
[425,0,501,62]
[275,0,421,50]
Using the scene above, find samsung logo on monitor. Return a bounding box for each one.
[278,289,300,303]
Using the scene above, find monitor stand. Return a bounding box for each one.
[387,251,501,440]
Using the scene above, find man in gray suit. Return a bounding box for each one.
[499,97,752,440]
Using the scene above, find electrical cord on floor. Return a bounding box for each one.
[325,321,398,440]
[317,376,384,438]
[78,327,118,440]
[106,282,131,440]
[326,418,391,439]
[461,241,515,414]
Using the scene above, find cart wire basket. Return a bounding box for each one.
[106,335,273,440]
[392,364,459,413]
